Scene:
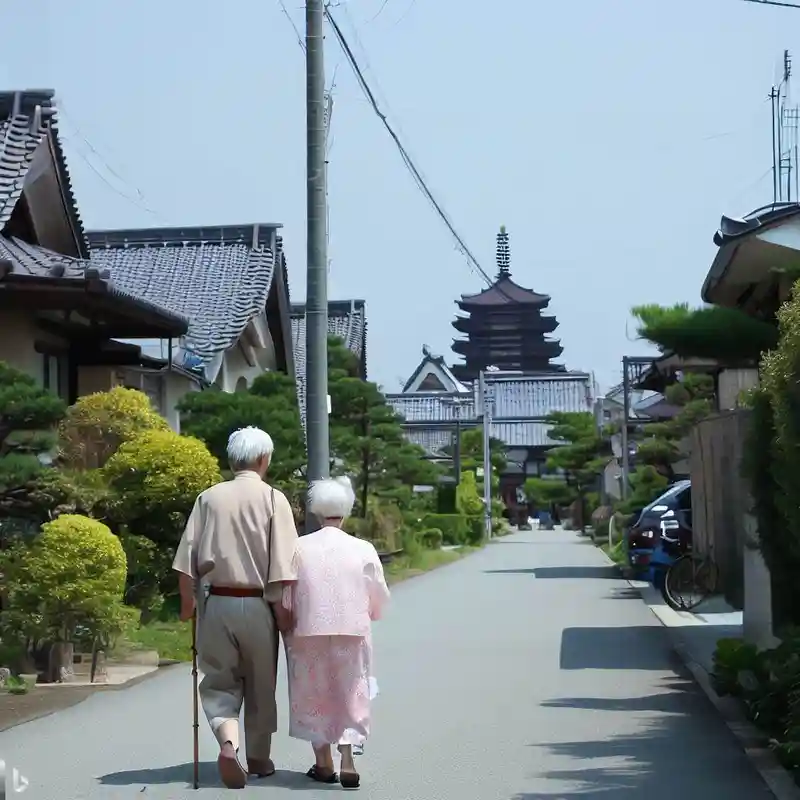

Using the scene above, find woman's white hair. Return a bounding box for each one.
[227,426,274,470]
[308,476,355,520]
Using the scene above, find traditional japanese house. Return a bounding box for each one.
[290,299,366,426]
[451,226,564,382]
[385,346,593,507]
[0,89,299,432]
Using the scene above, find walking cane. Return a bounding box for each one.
[191,611,200,789]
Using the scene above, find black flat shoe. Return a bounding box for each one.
[307,765,339,784]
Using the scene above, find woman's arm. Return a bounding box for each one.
[366,549,390,621]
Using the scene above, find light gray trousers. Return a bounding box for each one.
[197,595,278,762]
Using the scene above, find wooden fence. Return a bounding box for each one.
[690,410,751,610]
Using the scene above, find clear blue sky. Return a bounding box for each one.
[2,0,795,391]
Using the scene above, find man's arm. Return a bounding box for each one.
[173,497,203,621]
[266,490,300,631]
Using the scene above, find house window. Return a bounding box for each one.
[41,352,69,401]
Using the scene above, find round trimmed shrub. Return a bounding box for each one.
[420,528,443,549]
[102,430,221,545]
[59,387,169,469]
[1,514,127,642]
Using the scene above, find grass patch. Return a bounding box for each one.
[115,620,193,662]
[600,539,626,566]
[385,545,478,585]
[114,544,481,662]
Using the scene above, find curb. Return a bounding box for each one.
[595,547,800,799]
[669,640,800,800]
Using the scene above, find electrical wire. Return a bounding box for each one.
[740,0,800,8]
[276,0,305,52]
[325,6,523,299]
[57,102,168,222]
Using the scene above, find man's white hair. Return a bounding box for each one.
[308,476,355,520]
[227,426,274,469]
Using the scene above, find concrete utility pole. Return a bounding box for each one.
[619,356,655,501]
[305,0,330,500]
[479,370,493,539]
[621,358,631,500]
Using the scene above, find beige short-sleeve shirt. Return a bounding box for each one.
[172,471,298,601]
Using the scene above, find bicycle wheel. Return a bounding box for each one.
[663,554,718,612]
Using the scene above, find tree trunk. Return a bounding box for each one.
[47,641,74,683]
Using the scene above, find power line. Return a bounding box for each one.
[276,0,305,52]
[324,5,504,294]
[740,0,800,8]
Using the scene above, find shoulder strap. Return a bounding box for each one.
[267,487,276,584]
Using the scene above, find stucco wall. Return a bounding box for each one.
[0,310,68,385]
[718,368,759,410]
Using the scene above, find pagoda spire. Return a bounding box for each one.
[496,225,511,279]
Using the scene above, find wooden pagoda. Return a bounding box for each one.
[451,226,563,382]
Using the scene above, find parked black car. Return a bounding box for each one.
[626,480,691,574]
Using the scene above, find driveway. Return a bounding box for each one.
[0,530,773,798]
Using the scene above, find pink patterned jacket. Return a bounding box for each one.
[282,526,390,637]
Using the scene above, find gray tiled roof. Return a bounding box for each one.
[386,372,593,453]
[87,225,279,365]
[0,90,86,251]
[388,393,475,423]
[0,235,86,278]
[491,421,556,448]
[489,376,591,418]
[291,299,367,425]
[405,427,454,456]
[0,235,190,332]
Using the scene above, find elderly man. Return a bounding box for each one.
[173,426,298,789]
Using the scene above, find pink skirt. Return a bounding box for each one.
[284,634,375,747]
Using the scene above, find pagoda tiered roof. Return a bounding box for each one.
[450,227,563,380]
[457,275,551,309]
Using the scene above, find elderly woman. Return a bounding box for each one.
[282,477,390,789]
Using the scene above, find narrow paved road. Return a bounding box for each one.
[1,530,772,798]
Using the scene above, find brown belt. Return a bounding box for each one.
[208,586,263,598]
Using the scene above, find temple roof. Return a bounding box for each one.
[458,227,551,308]
[458,274,551,308]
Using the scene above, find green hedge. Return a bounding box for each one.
[421,513,467,545]
[420,528,443,549]
[420,513,486,545]
[465,515,484,545]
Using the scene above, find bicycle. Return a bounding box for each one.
[661,546,719,612]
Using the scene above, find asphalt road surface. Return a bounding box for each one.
[0,530,773,799]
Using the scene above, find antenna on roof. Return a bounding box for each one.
[496,226,511,279]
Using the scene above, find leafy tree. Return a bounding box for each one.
[524,477,575,508]
[618,465,669,516]
[751,281,800,629]
[631,373,714,483]
[631,303,777,363]
[524,411,611,528]
[101,430,221,615]
[0,514,135,679]
[328,351,440,515]
[0,362,66,527]
[58,387,169,469]
[178,371,305,492]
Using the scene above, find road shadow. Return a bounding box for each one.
[98,763,337,791]
[560,625,682,671]
[604,585,643,601]
[512,687,771,798]
[483,566,621,579]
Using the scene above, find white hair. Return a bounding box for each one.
[308,476,355,521]
[227,426,274,470]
